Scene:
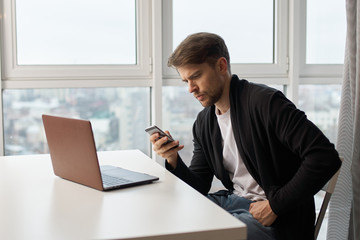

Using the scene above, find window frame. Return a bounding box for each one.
[1,0,151,83]
[162,0,289,87]
[298,0,344,81]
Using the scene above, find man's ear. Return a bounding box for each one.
[217,57,228,74]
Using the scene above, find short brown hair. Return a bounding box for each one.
[168,32,231,72]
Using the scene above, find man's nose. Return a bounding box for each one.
[188,81,197,93]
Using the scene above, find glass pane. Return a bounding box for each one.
[172,0,274,64]
[298,85,341,143]
[3,88,150,155]
[162,86,204,166]
[306,0,346,64]
[15,0,136,65]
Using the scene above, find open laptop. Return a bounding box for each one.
[42,114,159,191]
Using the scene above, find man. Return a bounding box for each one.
[149,32,341,240]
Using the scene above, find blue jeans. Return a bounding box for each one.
[207,190,278,240]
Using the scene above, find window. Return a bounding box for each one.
[162,0,288,80]
[173,0,274,64]
[2,0,150,79]
[15,0,136,65]
[298,85,341,144]
[3,88,150,155]
[296,0,345,146]
[299,0,346,77]
[1,0,151,156]
[306,0,346,64]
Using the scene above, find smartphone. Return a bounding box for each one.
[145,125,175,145]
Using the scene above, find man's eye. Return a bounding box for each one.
[192,74,201,79]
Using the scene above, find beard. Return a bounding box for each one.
[196,85,224,107]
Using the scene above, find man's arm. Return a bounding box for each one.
[265,91,341,216]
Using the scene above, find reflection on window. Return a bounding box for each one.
[298,85,341,143]
[3,88,150,156]
[172,0,274,64]
[15,0,136,65]
[306,0,346,64]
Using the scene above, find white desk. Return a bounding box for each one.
[0,150,246,240]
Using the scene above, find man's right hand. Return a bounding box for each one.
[149,131,184,169]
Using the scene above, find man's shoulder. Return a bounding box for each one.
[230,75,282,102]
[231,75,279,93]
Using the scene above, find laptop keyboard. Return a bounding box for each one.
[102,174,131,186]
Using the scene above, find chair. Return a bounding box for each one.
[314,156,343,240]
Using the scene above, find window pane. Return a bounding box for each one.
[298,85,341,143]
[15,0,136,65]
[3,88,150,155]
[172,0,274,64]
[162,86,203,166]
[306,0,346,64]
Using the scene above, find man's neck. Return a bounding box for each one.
[215,74,232,115]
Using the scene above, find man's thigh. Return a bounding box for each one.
[207,190,253,213]
[207,191,278,240]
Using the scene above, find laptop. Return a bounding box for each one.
[42,114,159,191]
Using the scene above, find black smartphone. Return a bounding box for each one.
[145,125,175,145]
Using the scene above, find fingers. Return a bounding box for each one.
[149,133,183,159]
[164,130,173,138]
[153,137,179,153]
[150,133,172,147]
[249,200,277,227]
[157,144,184,159]
[149,132,160,143]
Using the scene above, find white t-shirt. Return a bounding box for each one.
[216,108,266,201]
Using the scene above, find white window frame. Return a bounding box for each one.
[1,0,151,87]
[298,0,344,83]
[162,0,289,87]
[287,0,344,105]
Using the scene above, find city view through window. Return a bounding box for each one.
[3,84,341,160]
[3,84,341,159]
[3,88,150,156]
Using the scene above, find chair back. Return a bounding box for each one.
[314,156,343,240]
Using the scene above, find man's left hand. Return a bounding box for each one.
[249,200,277,226]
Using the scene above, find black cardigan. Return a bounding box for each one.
[166,75,341,239]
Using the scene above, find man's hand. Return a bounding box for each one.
[150,131,184,169]
[249,200,277,226]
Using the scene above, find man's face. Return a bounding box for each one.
[177,62,225,107]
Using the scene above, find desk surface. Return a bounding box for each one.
[0,150,246,240]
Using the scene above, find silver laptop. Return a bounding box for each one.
[42,114,159,191]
